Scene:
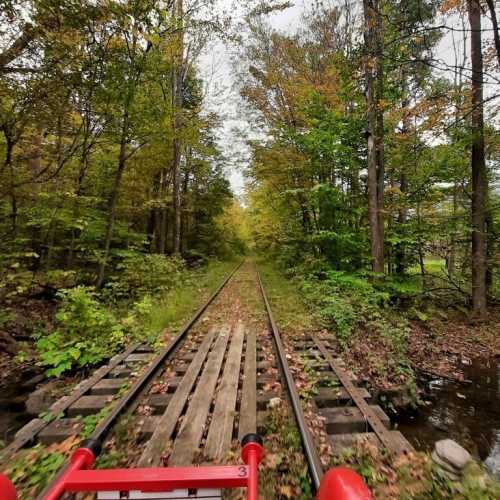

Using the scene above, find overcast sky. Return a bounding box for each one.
[198,1,306,196]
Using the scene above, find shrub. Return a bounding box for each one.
[36,286,125,376]
[103,253,186,301]
[301,270,390,347]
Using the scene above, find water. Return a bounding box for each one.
[395,357,500,476]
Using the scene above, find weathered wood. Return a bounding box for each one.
[137,329,217,467]
[67,395,112,417]
[328,431,412,454]
[109,366,132,378]
[256,374,275,390]
[313,335,412,455]
[38,419,83,445]
[239,332,257,440]
[137,416,161,439]
[165,377,182,392]
[90,378,127,395]
[320,405,390,434]
[136,344,154,353]
[257,360,276,371]
[169,329,230,465]
[179,353,196,362]
[205,324,244,459]
[0,343,138,464]
[125,353,151,364]
[314,387,371,407]
[146,393,173,413]
[175,365,189,375]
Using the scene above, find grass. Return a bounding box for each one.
[408,257,447,276]
[142,258,239,343]
[256,259,314,333]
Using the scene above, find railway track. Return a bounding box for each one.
[1,261,413,498]
[257,272,413,492]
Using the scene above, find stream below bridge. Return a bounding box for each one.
[395,356,500,477]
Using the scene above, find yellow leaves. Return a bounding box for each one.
[279,485,294,498]
[263,452,282,469]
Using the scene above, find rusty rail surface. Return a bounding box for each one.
[256,270,325,492]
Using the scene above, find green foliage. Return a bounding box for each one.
[6,445,65,493]
[134,259,238,340]
[103,254,186,301]
[301,268,390,347]
[36,287,125,376]
[80,407,111,438]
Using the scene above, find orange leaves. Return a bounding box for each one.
[439,0,465,14]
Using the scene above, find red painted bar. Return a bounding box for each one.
[62,465,249,492]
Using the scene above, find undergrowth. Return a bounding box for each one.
[259,403,312,499]
[34,257,237,376]
[259,256,418,392]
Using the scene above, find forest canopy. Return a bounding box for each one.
[239,0,499,318]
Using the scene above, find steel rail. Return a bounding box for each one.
[256,269,324,492]
[313,335,410,456]
[38,260,243,500]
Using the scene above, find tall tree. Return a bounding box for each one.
[363,0,384,273]
[467,0,488,317]
[171,0,184,255]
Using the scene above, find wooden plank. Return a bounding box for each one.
[238,331,256,440]
[320,405,390,434]
[137,416,161,439]
[146,393,173,413]
[90,378,127,395]
[67,395,112,417]
[205,323,244,459]
[314,387,371,407]
[169,328,230,465]
[109,366,132,378]
[38,419,83,445]
[313,335,412,455]
[137,329,217,467]
[125,353,152,364]
[0,343,139,464]
[328,431,412,454]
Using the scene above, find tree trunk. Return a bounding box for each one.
[363,0,384,273]
[417,201,426,280]
[485,0,500,67]
[159,168,169,254]
[448,182,458,279]
[467,0,488,318]
[96,112,129,288]
[67,143,89,268]
[171,0,184,255]
[3,135,17,237]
